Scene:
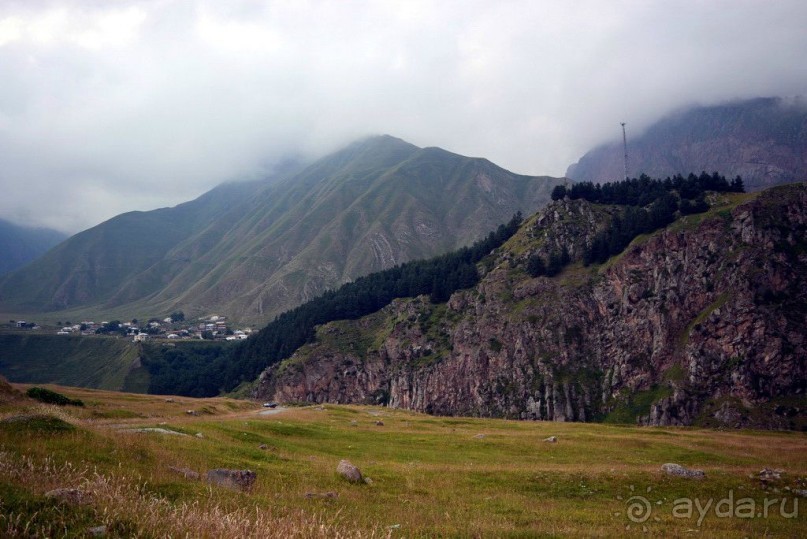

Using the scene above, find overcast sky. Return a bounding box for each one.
[1,0,806,234]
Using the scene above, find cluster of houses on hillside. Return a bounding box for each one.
[14,320,40,330]
[50,314,253,342]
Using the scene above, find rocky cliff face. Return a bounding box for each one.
[255,184,807,429]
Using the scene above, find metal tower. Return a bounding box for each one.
[621,122,629,180]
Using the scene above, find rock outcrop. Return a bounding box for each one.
[256,185,807,429]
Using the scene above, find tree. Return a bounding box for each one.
[545,251,564,277]
[526,254,546,277]
[170,311,185,323]
[551,185,567,201]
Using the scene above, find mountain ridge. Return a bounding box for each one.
[0,136,564,324]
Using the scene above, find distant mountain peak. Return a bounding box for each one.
[566,96,807,191]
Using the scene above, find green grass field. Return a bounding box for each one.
[1,382,804,537]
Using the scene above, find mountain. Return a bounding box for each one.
[0,136,563,324]
[566,97,807,191]
[0,219,67,276]
[255,183,807,430]
[0,179,269,315]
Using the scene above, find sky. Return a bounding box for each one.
[1,1,806,234]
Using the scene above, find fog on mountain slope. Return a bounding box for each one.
[567,97,807,191]
[0,136,563,325]
[0,219,67,276]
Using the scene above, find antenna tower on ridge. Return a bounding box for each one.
[621,122,629,180]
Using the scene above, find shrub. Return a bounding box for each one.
[26,387,84,407]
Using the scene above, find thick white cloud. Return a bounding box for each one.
[1,0,805,233]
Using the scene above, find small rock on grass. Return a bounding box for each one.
[336,459,363,483]
[168,466,200,480]
[758,468,783,482]
[87,525,107,537]
[45,488,92,505]
[206,469,256,491]
[661,463,705,479]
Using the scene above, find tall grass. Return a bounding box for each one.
[0,452,386,538]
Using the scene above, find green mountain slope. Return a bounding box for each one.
[0,219,67,276]
[0,136,563,324]
[567,97,807,191]
[0,334,148,392]
[140,137,563,322]
[0,178,277,315]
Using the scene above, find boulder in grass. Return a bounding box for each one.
[336,459,363,483]
[206,469,256,491]
[661,463,705,479]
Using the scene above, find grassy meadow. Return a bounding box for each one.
[0,382,805,537]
